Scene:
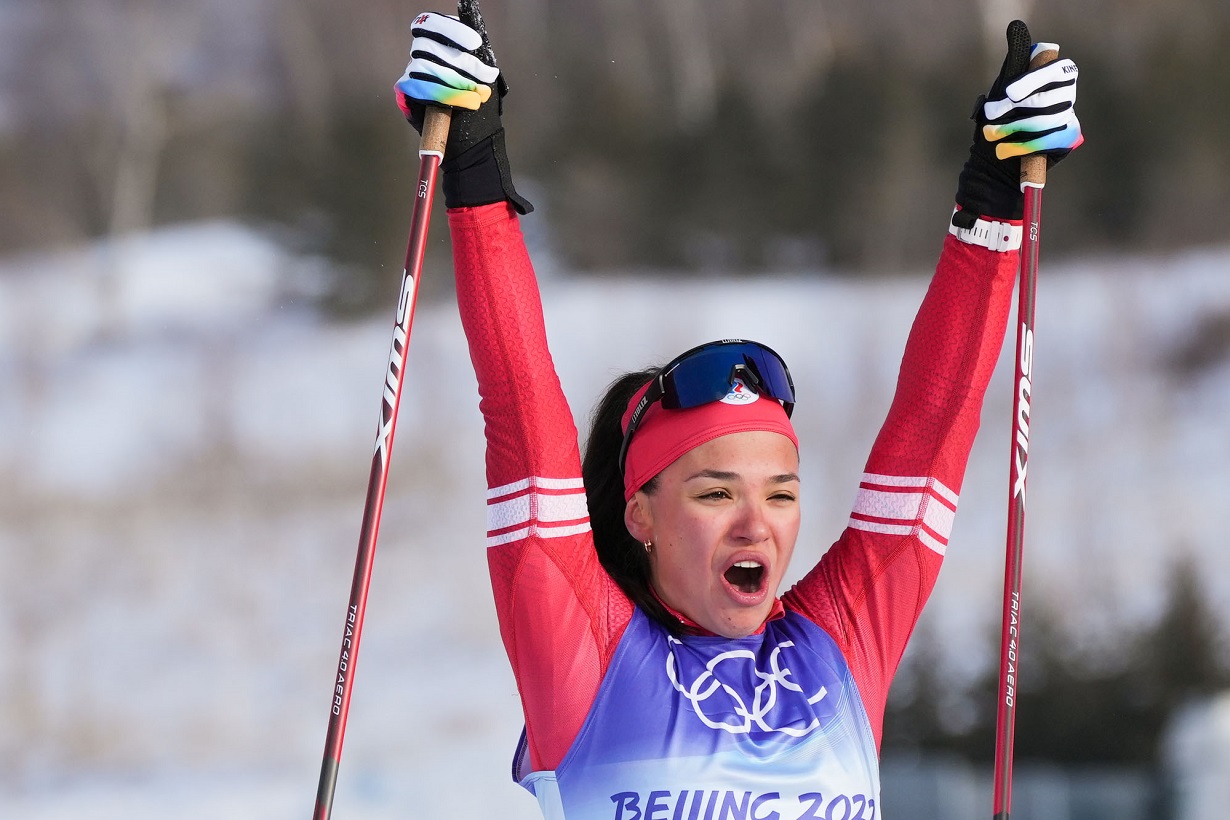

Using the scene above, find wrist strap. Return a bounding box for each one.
[949,207,1022,252]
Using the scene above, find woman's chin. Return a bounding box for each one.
[710,596,776,638]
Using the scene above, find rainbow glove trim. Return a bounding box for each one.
[395,11,497,115]
[981,44,1084,160]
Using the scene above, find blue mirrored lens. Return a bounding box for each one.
[659,342,794,410]
[619,340,795,476]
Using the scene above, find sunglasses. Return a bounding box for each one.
[618,339,796,476]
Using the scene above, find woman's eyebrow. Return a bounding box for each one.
[683,470,800,484]
[684,469,740,482]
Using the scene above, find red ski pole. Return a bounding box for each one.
[310,98,452,820]
[991,44,1059,820]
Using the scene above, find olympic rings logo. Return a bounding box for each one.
[666,638,829,737]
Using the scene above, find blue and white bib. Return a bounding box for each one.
[516,609,880,820]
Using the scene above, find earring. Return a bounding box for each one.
[643,540,653,553]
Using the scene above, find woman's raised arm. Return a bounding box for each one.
[394,12,632,773]
[784,23,1083,750]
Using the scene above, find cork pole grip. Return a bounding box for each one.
[1019,48,1059,188]
[420,104,452,156]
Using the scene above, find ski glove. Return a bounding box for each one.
[395,11,532,214]
[955,20,1084,221]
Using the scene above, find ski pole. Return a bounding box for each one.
[312,2,494,814]
[310,81,453,820]
[991,43,1059,820]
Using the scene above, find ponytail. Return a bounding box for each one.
[582,369,682,635]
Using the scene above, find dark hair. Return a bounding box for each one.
[582,368,683,635]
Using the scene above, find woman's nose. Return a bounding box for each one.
[731,499,771,543]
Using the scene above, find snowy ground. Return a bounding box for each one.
[2,222,1229,818]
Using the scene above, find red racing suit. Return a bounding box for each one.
[448,201,1018,819]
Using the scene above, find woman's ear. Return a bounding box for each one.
[624,493,653,543]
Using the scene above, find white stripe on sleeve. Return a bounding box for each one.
[848,473,959,555]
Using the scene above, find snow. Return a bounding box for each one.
[1166,693,1230,820]
[2,221,1229,817]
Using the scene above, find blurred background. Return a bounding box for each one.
[2,0,1229,817]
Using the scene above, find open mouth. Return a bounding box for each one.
[723,560,767,595]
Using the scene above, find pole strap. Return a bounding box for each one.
[949,208,1023,252]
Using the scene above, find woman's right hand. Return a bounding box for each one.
[393,10,532,213]
[394,12,499,130]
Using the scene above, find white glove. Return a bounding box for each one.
[395,11,498,115]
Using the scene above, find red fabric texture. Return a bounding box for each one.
[621,379,798,500]
[449,203,634,773]
[782,234,1018,748]
[449,202,1017,768]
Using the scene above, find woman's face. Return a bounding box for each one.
[625,430,801,639]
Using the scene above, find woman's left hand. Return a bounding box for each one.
[979,47,1084,162]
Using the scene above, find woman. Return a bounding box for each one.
[395,13,1081,819]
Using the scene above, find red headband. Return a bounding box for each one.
[620,380,799,500]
